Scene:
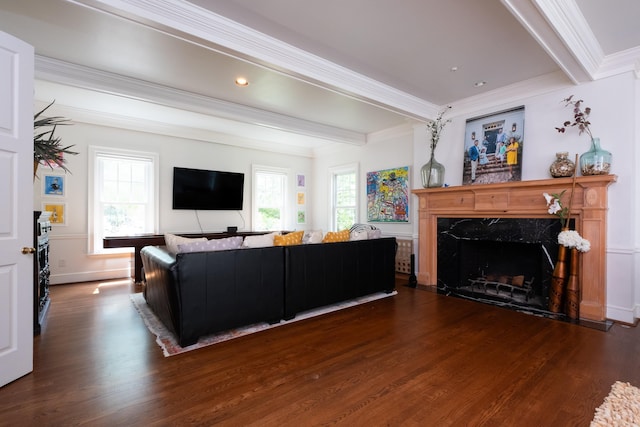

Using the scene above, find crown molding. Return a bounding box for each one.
[449,70,571,119]
[596,46,640,80]
[69,0,439,120]
[501,0,592,85]
[520,0,640,82]
[533,0,603,78]
[35,55,365,146]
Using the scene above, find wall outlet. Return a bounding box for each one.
[58,259,66,268]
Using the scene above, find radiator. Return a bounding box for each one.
[395,239,413,274]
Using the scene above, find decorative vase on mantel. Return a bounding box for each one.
[421,154,445,188]
[549,152,575,178]
[580,137,611,175]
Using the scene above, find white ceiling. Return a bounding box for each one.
[1,0,639,155]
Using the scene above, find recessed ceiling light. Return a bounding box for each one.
[235,77,249,87]
[450,66,458,72]
[474,81,487,87]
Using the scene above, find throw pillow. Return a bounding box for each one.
[367,229,382,239]
[350,229,369,241]
[177,236,244,253]
[242,231,279,248]
[322,229,350,243]
[164,233,207,254]
[302,230,323,244]
[274,230,304,246]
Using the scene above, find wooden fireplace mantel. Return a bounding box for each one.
[412,175,617,321]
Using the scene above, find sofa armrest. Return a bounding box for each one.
[140,246,180,336]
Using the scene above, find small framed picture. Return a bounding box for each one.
[43,174,65,196]
[297,191,305,205]
[42,203,66,226]
[297,174,305,188]
[297,209,306,224]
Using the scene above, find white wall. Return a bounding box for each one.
[315,72,639,323]
[34,116,313,284]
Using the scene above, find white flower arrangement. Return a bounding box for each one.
[543,191,569,227]
[543,192,590,252]
[558,229,591,252]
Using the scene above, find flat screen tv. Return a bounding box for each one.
[172,167,244,210]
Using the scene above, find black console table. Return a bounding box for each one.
[104,231,270,283]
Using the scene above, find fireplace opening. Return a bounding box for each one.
[437,218,565,315]
[450,240,545,308]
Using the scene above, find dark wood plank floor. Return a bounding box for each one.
[1,276,639,426]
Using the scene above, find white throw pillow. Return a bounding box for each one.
[164,233,207,254]
[350,229,369,241]
[302,230,323,244]
[367,229,382,239]
[241,231,280,248]
[177,236,244,253]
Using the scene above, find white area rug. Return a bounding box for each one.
[591,381,640,426]
[131,290,397,357]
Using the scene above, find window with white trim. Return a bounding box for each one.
[89,146,158,254]
[330,164,358,231]
[252,165,288,231]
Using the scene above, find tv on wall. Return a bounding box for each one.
[172,167,244,210]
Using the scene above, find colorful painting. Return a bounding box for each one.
[43,203,66,225]
[366,166,409,222]
[43,174,65,196]
[297,192,305,205]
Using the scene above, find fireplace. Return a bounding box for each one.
[437,217,567,314]
[412,176,616,322]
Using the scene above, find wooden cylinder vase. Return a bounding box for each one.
[549,244,568,313]
[565,248,580,320]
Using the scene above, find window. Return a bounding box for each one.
[252,165,288,231]
[89,146,158,254]
[330,164,358,231]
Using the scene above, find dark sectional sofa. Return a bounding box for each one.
[140,237,396,346]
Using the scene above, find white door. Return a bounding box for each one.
[0,31,34,387]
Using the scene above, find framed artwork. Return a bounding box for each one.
[297,209,306,224]
[297,192,305,205]
[462,106,525,185]
[42,202,66,226]
[297,174,305,188]
[43,174,65,196]
[366,166,409,223]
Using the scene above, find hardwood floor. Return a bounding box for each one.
[1,276,639,426]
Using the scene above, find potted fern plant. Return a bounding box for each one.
[34,100,76,178]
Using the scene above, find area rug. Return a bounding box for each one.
[130,290,397,357]
[591,381,640,426]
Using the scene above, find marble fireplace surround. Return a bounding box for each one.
[413,175,617,322]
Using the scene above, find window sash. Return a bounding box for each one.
[89,147,158,254]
